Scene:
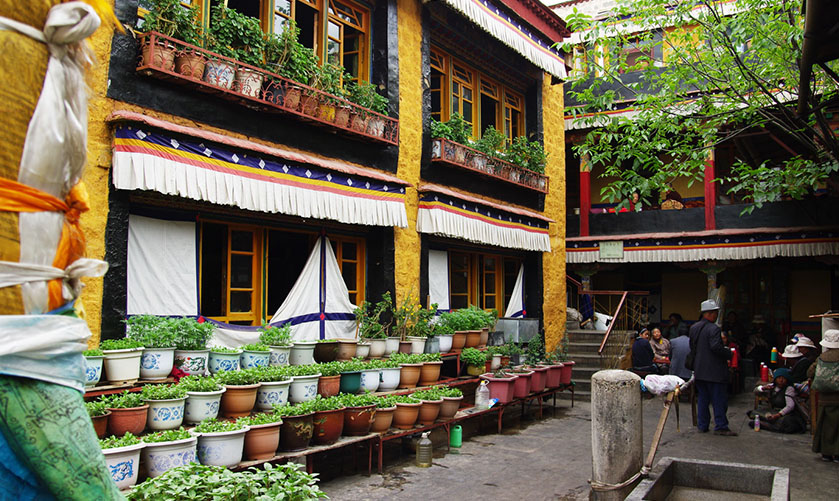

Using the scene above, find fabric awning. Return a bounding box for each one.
[110,121,408,228]
[567,230,839,263]
[438,0,567,79]
[417,185,552,252]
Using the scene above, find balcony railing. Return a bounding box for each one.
[430,138,549,193]
[135,32,398,146]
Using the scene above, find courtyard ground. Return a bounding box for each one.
[321,384,838,500]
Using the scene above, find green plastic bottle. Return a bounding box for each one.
[416,432,433,467]
[450,424,463,453]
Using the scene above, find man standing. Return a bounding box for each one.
[669,330,692,380]
[690,299,736,435]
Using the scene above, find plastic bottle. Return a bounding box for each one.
[449,425,462,454]
[770,347,778,364]
[754,414,761,432]
[416,432,432,467]
[760,364,770,382]
[476,380,490,410]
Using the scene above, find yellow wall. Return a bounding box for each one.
[661,271,706,321]
[790,270,831,322]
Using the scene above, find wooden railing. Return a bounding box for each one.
[136,32,398,145]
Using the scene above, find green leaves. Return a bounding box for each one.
[525,336,545,365]
[353,292,392,339]
[215,367,262,386]
[100,338,144,351]
[193,417,246,434]
[100,390,146,409]
[141,384,187,401]
[85,400,109,417]
[100,432,141,449]
[177,375,223,393]
[430,113,470,144]
[83,348,104,357]
[241,343,270,352]
[209,346,241,354]
[238,412,284,426]
[258,323,292,347]
[460,348,486,367]
[346,80,389,115]
[143,427,192,443]
[207,4,265,67]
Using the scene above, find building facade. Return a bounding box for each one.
[78,0,570,349]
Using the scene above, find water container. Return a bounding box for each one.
[476,380,490,410]
[770,347,778,364]
[754,414,760,432]
[450,425,462,453]
[416,432,432,467]
[760,364,769,382]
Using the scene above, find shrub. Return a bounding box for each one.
[460,347,486,367]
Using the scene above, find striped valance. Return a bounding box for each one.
[440,0,567,79]
[417,191,551,252]
[112,126,408,228]
[567,231,839,263]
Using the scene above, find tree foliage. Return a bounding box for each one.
[561,0,839,212]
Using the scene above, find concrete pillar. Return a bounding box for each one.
[591,370,643,501]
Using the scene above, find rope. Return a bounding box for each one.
[589,467,649,492]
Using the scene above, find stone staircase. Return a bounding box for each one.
[561,326,634,401]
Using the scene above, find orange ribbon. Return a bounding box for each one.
[0,177,90,310]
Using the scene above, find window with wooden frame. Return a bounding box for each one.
[449,252,471,310]
[330,236,365,306]
[430,47,526,142]
[448,250,521,313]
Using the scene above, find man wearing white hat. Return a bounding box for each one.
[689,299,736,436]
[791,335,818,384]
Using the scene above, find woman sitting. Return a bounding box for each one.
[809,329,839,462]
[748,368,807,434]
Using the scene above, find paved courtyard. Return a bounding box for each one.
[321,387,838,500]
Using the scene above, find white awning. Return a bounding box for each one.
[439,0,567,79]
[111,125,408,228]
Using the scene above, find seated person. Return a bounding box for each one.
[748,368,807,434]
[649,327,671,365]
[791,335,818,384]
[632,329,665,375]
[781,344,802,369]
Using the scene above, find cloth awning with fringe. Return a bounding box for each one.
[111,125,409,228]
[438,0,567,79]
[417,186,552,252]
[567,230,839,263]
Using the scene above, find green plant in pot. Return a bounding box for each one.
[139,0,203,72]
[204,4,265,93]
[346,79,389,135]
[87,400,111,439]
[263,20,319,109]
[100,390,149,437]
[308,62,346,121]
[259,323,292,347]
[506,136,547,174]
[127,315,178,380]
[172,317,214,375]
[461,347,486,376]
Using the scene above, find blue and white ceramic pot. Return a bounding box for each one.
[184,388,225,424]
[208,350,241,374]
[240,349,270,369]
[359,368,381,393]
[192,426,249,468]
[84,355,104,387]
[145,397,186,431]
[141,436,197,478]
[174,349,210,376]
[268,345,291,366]
[289,373,321,404]
[140,347,175,380]
[102,442,145,490]
[256,380,291,411]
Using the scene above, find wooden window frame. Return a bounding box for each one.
[451,61,477,138]
[430,47,450,123]
[503,90,524,143]
[448,250,521,314]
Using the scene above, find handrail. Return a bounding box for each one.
[598,291,628,355]
[567,275,582,290]
[581,289,649,296]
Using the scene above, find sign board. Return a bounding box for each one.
[599,241,624,259]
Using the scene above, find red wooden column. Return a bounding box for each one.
[703,147,716,230]
[580,153,591,237]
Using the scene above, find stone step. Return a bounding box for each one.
[566,342,603,354]
[571,377,592,392]
[566,353,606,369]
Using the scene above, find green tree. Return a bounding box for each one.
[561,0,839,212]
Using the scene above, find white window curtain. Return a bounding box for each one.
[503,264,525,318]
[428,249,450,311]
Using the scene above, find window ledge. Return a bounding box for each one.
[430,138,549,193]
[135,32,398,146]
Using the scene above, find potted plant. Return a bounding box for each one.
[215,368,261,418]
[191,418,249,467]
[438,311,468,353]
[391,353,423,389]
[141,383,188,431]
[240,343,271,369]
[101,390,149,436]
[339,393,376,436]
[337,359,363,394]
[100,432,145,490]
[418,353,443,386]
[273,403,314,452]
[289,338,318,366]
[551,336,575,385]
[137,0,186,71]
[437,386,463,420]
[315,361,342,397]
[461,347,486,377]
[370,396,397,433]
[83,348,104,387]
[254,366,291,411]
[346,80,389,137]
[203,6,239,89]
[473,126,507,172]
[335,338,359,361]
[509,367,534,398]
[430,113,471,162]
[359,363,381,393]
[372,358,401,392]
[506,135,547,175]
[141,427,196,478]
[86,400,111,439]
[288,364,321,404]
[434,323,454,354]
[172,317,214,376]
[205,4,266,96]
[100,338,145,385]
[127,315,176,380]
[309,63,345,122]
[392,395,421,430]
[410,388,444,425]
[308,395,346,446]
[178,375,226,424]
[263,20,318,110]
[479,370,518,404]
[314,339,340,363]
[259,323,293,366]
[208,345,242,374]
[355,340,371,359]
[238,412,283,461]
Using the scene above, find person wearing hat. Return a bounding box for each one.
[748,368,807,434]
[689,299,736,436]
[790,336,817,384]
[808,329,839,462]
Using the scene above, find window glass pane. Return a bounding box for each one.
[451,271,468,292]
[484,276,495,294]
[201,223,227,317]
[463,87,472,101]
[230,291,252,313]
[328,20,340,39]
[274,14,288,33]
[342,262,357,290]
[230,254,252,288]
[274,0,291,15]
[462,101,472,123]
[484,295,495,309]
[231,231,253,251]
[348,292,357,304]
[342,242,357,260]
[485,257,496,271]
[451,295,468,310]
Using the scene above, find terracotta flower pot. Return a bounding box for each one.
[243,422,281,461]
[398,363,422,389]
[525,366,549,393]
[510,370,533,398]
[317,375,341,397]
[141,40,175,71]
[91,411,111,439]
[312,408,345,445]
[339,371,362,394]
[350,112,369,133]
[336,340,358,361]
[398,341,413,354]
[342,404,375,436]
[174,50,205,79]
[107,405,149,436]
[301,94,319,116]
[560,361,575,385]
[335,106,351,127]
[451,332,467,353]
[419,361,443,386]
[479,373,518,404]
[314,342,339,363]
[393,402,420,430]
[479,327,489,348]
[220,384,259,418]
[370,406,395,433]
[316,101,337,122]
[416,399,442,425]
[464,330,482,348]
[279,413,314,452]
[283,86,302,110]
[545,363,563,388]
[438,396,462,420]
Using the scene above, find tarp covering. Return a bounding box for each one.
[428,249,450,312]
[127,215,198,316]
[112,126,408,228]
[503,264,525,318]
